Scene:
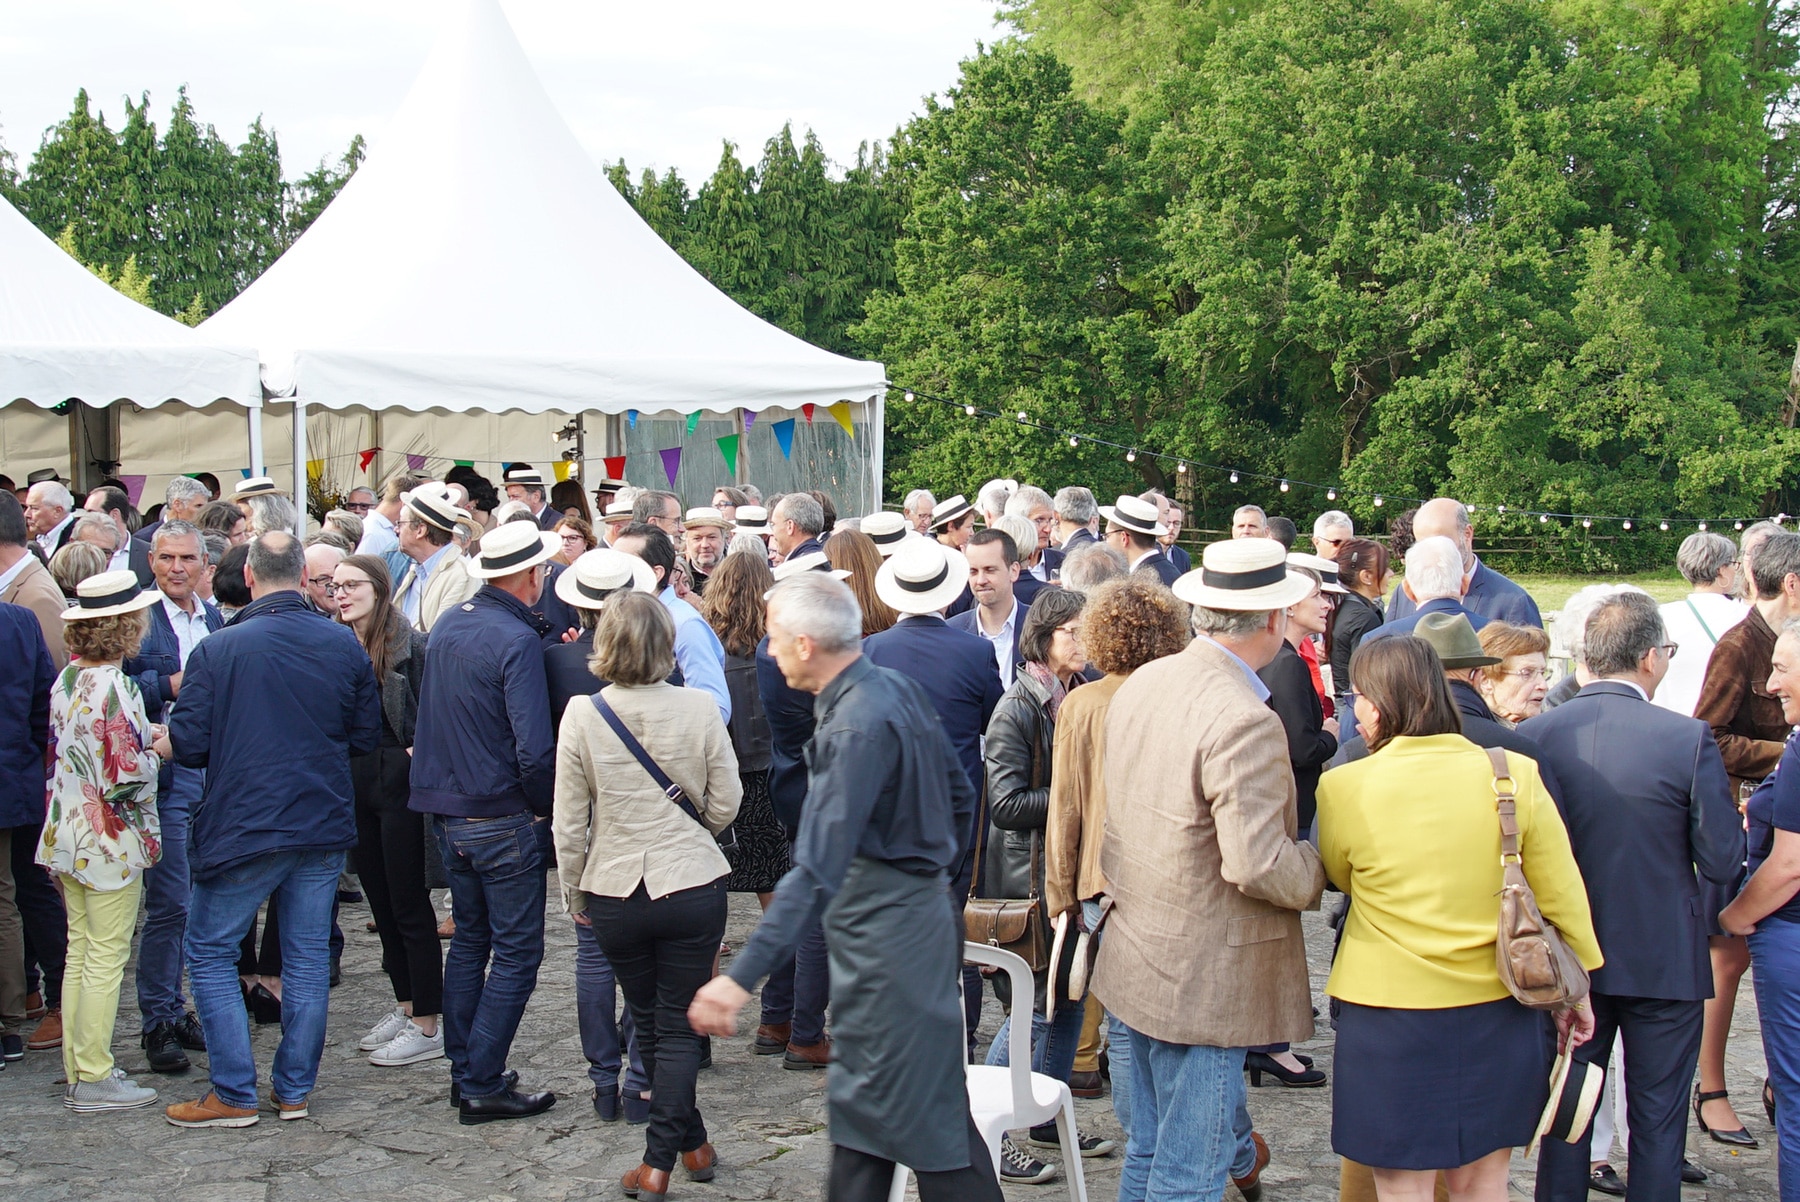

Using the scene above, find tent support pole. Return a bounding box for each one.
[292,397,308,535]
[247,405,265,478]
[871,393,885,510]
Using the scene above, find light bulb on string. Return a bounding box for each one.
[1326,488,1337,500]
[1068,435,1079,447]
[1699,522,1708,531]
[1736,520,1745,531]
[903,390,915,403]
[1623,520,1632,530]
[1659,521,1669,532]
[1539,514,1549,524]
[1126,449,1137,463]
[1279,479,1290,493]
[1176,462,1188,474]
[1016,411,1028,422]
[1582,517,1592,529]
[1229,471,1239,484]
[1497,504,1506,514]
[964,404,976,416]
[1373,496,1384,507]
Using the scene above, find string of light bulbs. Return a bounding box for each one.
[893,385,1787,534]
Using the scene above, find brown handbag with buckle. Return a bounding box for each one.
[1488,746,1590,1010]
[963,709,1049,972]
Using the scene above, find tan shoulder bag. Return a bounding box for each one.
[1489,746,1590,1010]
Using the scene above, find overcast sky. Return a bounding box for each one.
[0,0,1005,183]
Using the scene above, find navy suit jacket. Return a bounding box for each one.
[125,539,154,588]
[1388,559,1542,628]
[1362,596,1492,644]
[125,596,226,792]
[533,561,581,646]
[947,600,1023,685]
[0,602,54,829]
[1520,681,1743,1001]
[1133,551,1183,588]
[1014,571,1047,610]
[756,634,816,836]
[1167,545,1192,576]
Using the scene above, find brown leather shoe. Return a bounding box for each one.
[25,991,46,1021]
[752,1021,791,1055]
[1232,1131,1270,1202]
[271,1092,309,1120]
[620,1164,670,1200]
[681,1142,717,1181]
[165,1091,261,1128]
[783,1036,831,1070]
[27,1009,63,1051]
[1068,1068,1104,1098]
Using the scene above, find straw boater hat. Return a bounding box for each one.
[771,551,851,582]
[233,476,281,498]
[861,511,912,557]
[62,569,161,621]
[1527,1045,1605,1158]
[466,520,559,580]
[733,505,771,535]
[876,539,970,615]
[600,498,636,527]
[1409,611,1501,670]
[928,494,974,531]
[591,474,629,492]
[1172,538,1316,611]
[1286,551,1347,594]
[503,465,546,488]
[683,506,733,530]
[1099,494,1167,538]
[26,467,68,486]
[400,480,466,533]
[555,547,656,610]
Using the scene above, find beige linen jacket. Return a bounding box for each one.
[394,551,479,633]
[553,680,741,915]
[1091,637,1326,1048]
[3,555,67,669]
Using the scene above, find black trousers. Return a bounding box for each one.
[1535,993,1704,1202]
[827,1113,1004,1202]
[11,821,65,1005]
[589,879,727,1172]
[353,745,443,1016]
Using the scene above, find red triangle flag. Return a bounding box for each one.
[802,403,816,424]
[357,448,378,472]
[603,455,627,481]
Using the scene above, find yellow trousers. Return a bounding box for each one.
[60,875,142,1085]
[1073,993,1103,1073]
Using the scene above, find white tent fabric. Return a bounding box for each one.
[201,0,887,419]
[0,196,262,409]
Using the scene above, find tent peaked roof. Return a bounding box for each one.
[0,196,262,409]
[203,0,886,416]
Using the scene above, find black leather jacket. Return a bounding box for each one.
[980,670,1055,902]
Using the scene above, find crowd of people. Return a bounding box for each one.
[0,460,1795,1202]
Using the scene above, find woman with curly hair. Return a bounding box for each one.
[37,570,164,1112]
[824,528,898,636]
[1043,575,1189,1139]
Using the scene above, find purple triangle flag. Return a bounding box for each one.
[772,418,796,460]
[743,411,756,431]
[406,453,427,471]
[659,446,683,486]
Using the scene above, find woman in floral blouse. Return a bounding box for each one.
[37,570,163,1113]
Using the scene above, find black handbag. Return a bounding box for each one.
[591,695,736,851]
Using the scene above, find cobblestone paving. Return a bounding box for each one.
[0,895,1779,1200]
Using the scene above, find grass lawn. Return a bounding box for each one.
[1511,570,1687,613]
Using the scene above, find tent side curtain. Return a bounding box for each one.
[3,349,264,411]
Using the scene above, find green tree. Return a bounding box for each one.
[1001,0,1266,103]
[687,142,769,308]
[23,90,132,269]
[290,133,364,240]
[54,223,154,306]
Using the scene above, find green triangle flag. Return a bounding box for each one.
[686,411,701,435]
[716,434,740,475]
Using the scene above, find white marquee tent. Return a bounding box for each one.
[202,0,888,506]
[0,195,262,484]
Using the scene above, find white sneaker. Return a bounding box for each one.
[368,1021,445,1067]
[65,1068,158,1112]
[358,1007,411,1051]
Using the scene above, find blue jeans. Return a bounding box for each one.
[758,918,830,1045]
[1083,898,1135,1140]
[1119,1025,1256,1202]
[575,918,647,1095]
[984,998,1085,1085]
[137,767,201,1026]
[186,849,344,1108]
[436,812,551,1099]
[1751,921,1800,1201]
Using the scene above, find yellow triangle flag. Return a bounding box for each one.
[305,459,324,480]
[827,401,855,436]
[553,460,574,482]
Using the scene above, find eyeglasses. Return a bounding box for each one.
[308,575,339,590]
[559,533,586,545]
[1661,641,1680,659]
[1054,624,1083,639]
[343,502,372,513]
[326,579,371,596]
[1500,668,1554,682]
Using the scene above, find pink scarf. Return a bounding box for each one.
[1024,661,1069,719]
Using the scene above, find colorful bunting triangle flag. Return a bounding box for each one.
[686,411,701,435]
[802,403,816,424]
[743,412,756,431]
[357,448,378,472]
[658,446,683,485]
[119,475,147,507]
[827,401,855,436]
[772,418,796,460]
[452,459,473,469]
[240,468,252,479]
[306,459,325,480]
[603,455,627,481]
[408,453,429,471]
[627,410,638,429]
[553,461,574,482]
[716,434,740,476]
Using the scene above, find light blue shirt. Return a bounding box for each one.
[401,542,456,626]
[356,510,398,558]
[659,588,732,724]
[1193,633,1272,703]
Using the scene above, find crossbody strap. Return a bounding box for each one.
[590,694,708,830]
[1685,598,1721,647]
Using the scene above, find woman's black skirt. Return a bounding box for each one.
[1331,996,1551,1170]
[724,768,790,893]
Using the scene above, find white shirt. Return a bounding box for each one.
[161,594,212,670]
[1128,548,1162,574]
[977,598,1021,691]
[357,510,398,557]
[107,543,132,575]
[35,512,73,559]
[1655,591,1751,717]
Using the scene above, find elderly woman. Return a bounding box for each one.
[554,515,598,567]
[323,509,366,550]
[554,593,741,1200]
[1474,622,1553,727]
[1654,532,1750,718]
[977,587,1115,1166]
[1318,637,1600,1202]
[49,541,109,603]
[37,570,164,1112]
[1721,617,1800,1199]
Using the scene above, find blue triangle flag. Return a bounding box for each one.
[772,418,796,459]
[627,410,638,429]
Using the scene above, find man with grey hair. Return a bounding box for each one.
[1523,591,1740,1202]
[1386,496,1540,627]
[1005,485,1057,580]
[240,492,299,539]
[342,485,378,516]
[139,476,212,544]
[692,574,1001,1202]
[630,489,684,539]
[1061,543,1128,593]
[903,489,937,535]
[1097,538,1325,1200]
[1656,532,1748,716]
[25,479,76,558]
[770,493,826,563]
[1231,504,1269,539]
[1738,519,1783,603]
[977,478,1018,526]
[1311,510,1354,561]
[1051,486,1100,567]
[1362,535,1487,647]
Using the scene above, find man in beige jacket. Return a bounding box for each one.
[1092,537,1327,1202]
[0,492,66,668]
[392,482,479,633]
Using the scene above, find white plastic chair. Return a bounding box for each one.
[887,942,1089,1202]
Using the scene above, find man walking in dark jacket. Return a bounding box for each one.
[159,532,379,1128]
[409,521,561,1124]
[0,601,55,1061]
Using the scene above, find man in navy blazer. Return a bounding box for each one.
[1362,535,1493,646]
[1520,591,1742,1202]
[948,529,1026,690]
[124,519,226,1073]
[1045,486,1099,579]
[1385,497,1541,627]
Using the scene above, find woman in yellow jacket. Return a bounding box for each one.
[1318,637,1602,1202]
